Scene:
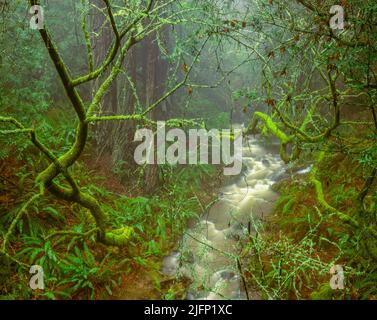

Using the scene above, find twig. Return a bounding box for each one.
[236,257,250,300]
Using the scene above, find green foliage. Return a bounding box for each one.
[276,194,296,215]
[357,134,377,168]
[263,150,377,299]
[310,284,334,300]
[12,232,118,299]
[57,244,115,300]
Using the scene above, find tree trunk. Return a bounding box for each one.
[91,0,117,157]
[144,33,159,193]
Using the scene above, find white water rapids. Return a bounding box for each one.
[161,135,287,300]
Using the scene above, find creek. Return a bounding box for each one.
[162,134,286,300]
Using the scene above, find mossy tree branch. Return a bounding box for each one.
[80,0,94,73]
[310,149,377,241]
[71,0,154,87]
[1,0,205,250]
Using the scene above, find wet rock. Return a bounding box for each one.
[225,223,248,240]
[161,251,180,275]
[186,292,196,300]
[206,273,241,300]
[269,168,289,182]
[296,165,313,175]
[220,270,237,280]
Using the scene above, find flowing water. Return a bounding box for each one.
[162,135,286,300]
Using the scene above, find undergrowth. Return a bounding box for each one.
[0,124,219,299]
[242,150,377,300]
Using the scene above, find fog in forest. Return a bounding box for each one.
[0,0,376,303]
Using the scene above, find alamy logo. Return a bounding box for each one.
[329,5,345,30]
[133,122,243,176]
[329,265,344,290]
[28,5,344,32]
[29,5,44,30]
[29,265,44,290]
